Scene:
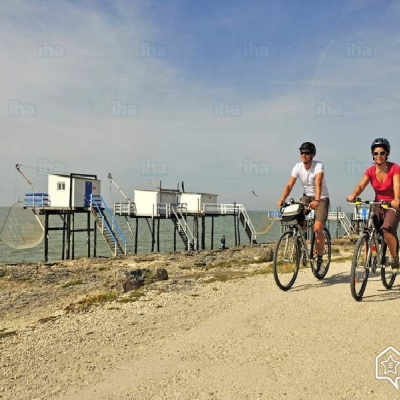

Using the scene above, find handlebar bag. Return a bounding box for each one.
[281,204,305,225]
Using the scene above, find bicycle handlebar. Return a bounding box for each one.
[280,199,310,212]
[347,198,396,212]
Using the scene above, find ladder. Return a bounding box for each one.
[327,211,355,236]
[237,204,257,243]
[91,195,127,256]
[171,205,197,250]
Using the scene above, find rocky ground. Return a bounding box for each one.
[0,242,281,331]
[1,237,400,399]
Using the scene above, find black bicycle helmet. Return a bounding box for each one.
[371,138,390,155]
[299,142,316,155]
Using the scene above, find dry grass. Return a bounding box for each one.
[64,292,117,313]
[61,280,83,289]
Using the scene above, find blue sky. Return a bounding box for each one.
[1,0,400,210]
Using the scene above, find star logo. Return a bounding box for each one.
[376,346,400,389]
[381,355,400,375]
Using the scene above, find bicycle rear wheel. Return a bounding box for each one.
[310,227,332,279]
[273,230,300,291]
[350,233,370,301]
[381,241,397,289]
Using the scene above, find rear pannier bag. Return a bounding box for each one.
[281,203,305,225]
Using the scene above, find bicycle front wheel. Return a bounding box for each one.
[310,227,332,280]
[273,230,300,291]
[350,233,370,301]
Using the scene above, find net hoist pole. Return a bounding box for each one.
[15,164,37,191]
[15,164,45,231]
[108,172,129,201]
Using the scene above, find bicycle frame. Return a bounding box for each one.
[273,200,332,290]
[283,220,314,266]
[349,199,397,301]
[355,201,389,271]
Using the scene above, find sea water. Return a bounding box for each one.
[0,207,347,265]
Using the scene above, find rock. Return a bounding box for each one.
[154,268,168,281]
[112,268,169,293]
[258,248,273,262]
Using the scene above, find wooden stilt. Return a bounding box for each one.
[66,212,71,260]
[61,214,66,260]
[201,216,205,250]
[193,216,198,250]
[151,218,155,252]
[237,212,241,245]
[71,213,75,259]
[211,216,214,250]
[173,220,177,251]
[134,218,138,254]
[44,213,49,262]
[157,218,160,252]
[234,203,238,246]
[87,211,91,258]
[93,218,97,258]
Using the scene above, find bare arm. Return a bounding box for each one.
[310,172,323,209]
[347,175,370,202]
[392,173,400,209]
[277,176,297,208]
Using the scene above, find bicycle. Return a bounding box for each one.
[273,199,332,291]
[349,199,398,301]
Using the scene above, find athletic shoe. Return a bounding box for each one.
[390,257,399,274]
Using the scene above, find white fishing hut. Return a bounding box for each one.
[133,188,179,216]
[179,192,218,213]
[47,173,101,208]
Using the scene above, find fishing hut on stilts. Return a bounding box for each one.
[15,166,257,261]
[18,166,127,261]
[112,178,257,253]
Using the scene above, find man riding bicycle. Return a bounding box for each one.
[347,138,400,273]
[277,142,330,271]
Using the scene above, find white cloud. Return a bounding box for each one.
[1,0,400,211]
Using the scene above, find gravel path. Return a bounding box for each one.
[1,250,400,399]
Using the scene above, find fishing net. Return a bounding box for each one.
[256,219,276,234]
[0,201,45,249]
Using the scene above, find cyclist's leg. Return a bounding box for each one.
[312,198,329,271]
[313,221,324,255]
[313,198,329,256]
[381,209,400,272]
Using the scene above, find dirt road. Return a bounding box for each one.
[1,246,400,399]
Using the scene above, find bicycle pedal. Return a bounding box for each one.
[315,258,323,273]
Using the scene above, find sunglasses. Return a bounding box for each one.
[300,151,312,155]
[373,151,387,156]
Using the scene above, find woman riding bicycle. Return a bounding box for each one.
[347,138,400,273]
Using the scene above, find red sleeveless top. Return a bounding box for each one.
[365,162,400,201]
